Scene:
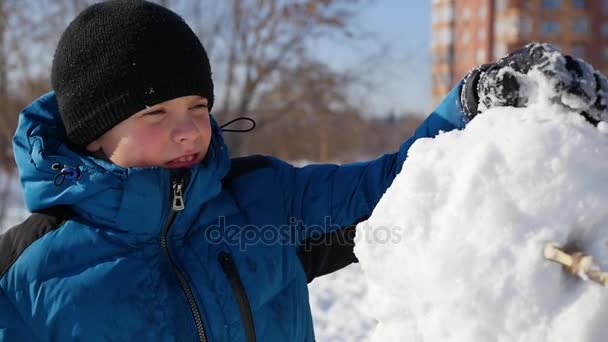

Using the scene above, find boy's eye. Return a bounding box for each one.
[190,104,209,114]
[143,109,164,116]
[139,110,166,123]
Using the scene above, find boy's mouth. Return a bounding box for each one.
[165,153,200,168]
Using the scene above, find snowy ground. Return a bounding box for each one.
[309,264,375,341]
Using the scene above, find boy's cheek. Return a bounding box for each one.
[136,127,170,146]
[117,128,170,165]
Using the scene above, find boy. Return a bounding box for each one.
[1,1,605,341]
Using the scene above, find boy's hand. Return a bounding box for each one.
[460,43,608,125]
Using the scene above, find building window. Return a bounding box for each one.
[542,0,561,9]
[478,29,487,40]
[571,44,587,59]
[495,17,517,36]
[432,5,455,25]
[519,17,533,36]
[494,43,508,59]
[478,6,487,17]
[462,31,470,43]
[496,0,508,11]
[477,50,487,63]
[463,7,471,21]
[603,47,608,61]
[432,27,454,47]
[541,21,561,35]
[604,0,608,13]
[602,22,608,36]
[572,17,589,33]
[573,0,586,8]
[446,6,455,22]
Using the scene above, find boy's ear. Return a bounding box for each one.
[85,139,101,152]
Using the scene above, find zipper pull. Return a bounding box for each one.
[172,182,185,211]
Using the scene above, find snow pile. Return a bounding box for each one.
[308,264,375,341]
[355,68,608,340]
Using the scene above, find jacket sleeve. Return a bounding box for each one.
[276,82,467,245]
[0,286,34,341]
[284,82,467,281]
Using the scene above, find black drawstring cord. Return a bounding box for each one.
[49,118,255,187]
[53,164,81,186]
[220,117,256,133]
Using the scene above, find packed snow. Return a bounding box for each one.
[355,62,608,341]
[308,264,375,341]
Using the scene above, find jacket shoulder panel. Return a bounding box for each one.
[0,206,71,278]
[223,154,274,185]
[219,155,287,222]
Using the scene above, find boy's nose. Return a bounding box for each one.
[172,119,200,143]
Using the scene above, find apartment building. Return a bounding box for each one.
[431,0,608,106]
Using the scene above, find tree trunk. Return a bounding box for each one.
[0,0,10,173]
[0,173,10,230]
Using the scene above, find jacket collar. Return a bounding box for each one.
[13,92,231,238]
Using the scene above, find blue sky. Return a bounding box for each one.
[315,0,432,116]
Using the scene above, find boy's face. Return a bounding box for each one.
[86,95,212,168]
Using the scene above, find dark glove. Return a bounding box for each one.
[460,43,608,126]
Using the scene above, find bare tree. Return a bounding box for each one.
[0,0,9,226]
[0,0,408,225]
[0,0,91,225]
[1,0,379,158]
[0,0,93,169]
[249,60,423,162]
[0,0,9,170]
[254,60,357,161]
[176,0,371,154]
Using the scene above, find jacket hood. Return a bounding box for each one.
[12,92,231,237]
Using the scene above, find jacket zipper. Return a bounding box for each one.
[218,251,257,342]
[160,171,208,342]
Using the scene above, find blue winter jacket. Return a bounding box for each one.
[0,83,465,342]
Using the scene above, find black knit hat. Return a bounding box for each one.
[51,0,214,148]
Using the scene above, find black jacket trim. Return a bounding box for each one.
[218,251,256,342]
[297,216,367,283]
[223,155,273,185]
[223,155,363,283]
[0,206,72,278]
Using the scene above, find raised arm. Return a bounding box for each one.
[290,42,608,282]
[274,82,466,244]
